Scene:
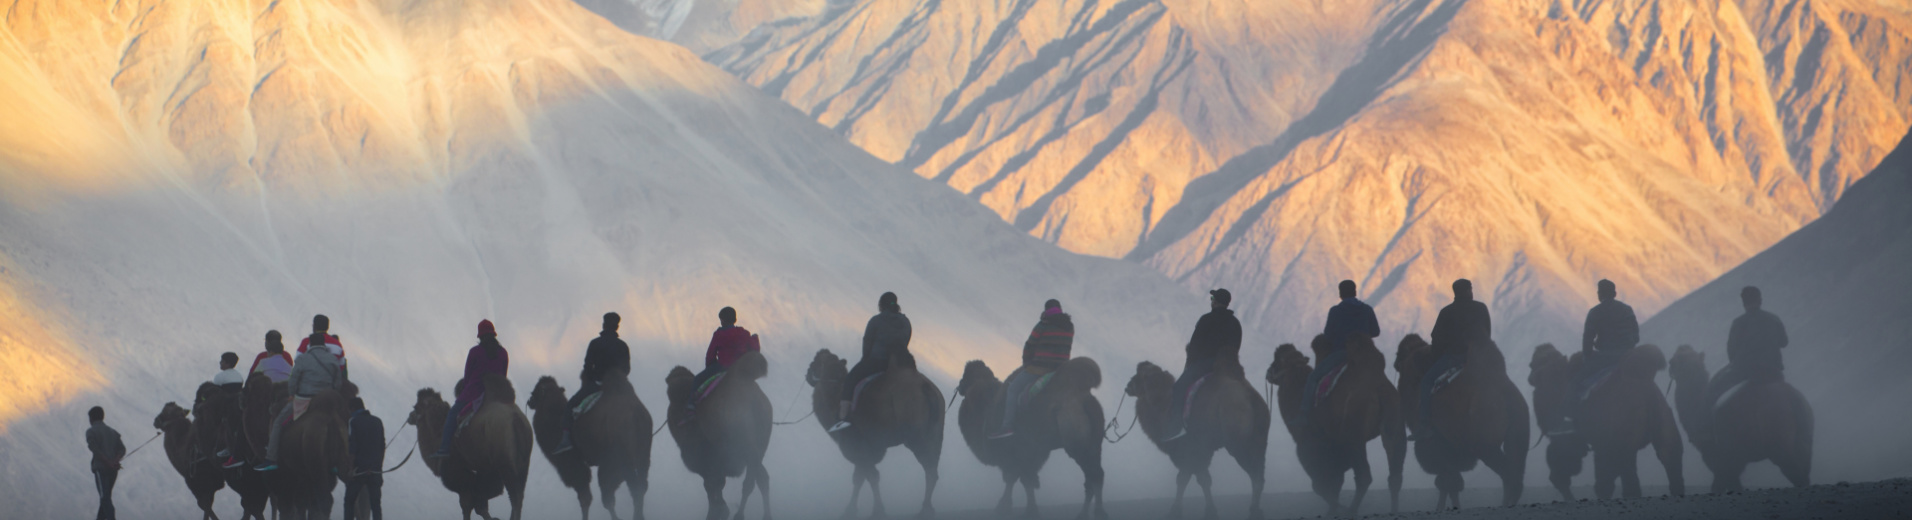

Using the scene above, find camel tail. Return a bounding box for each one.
[732,351,770,381]
[1056,357,1102,393]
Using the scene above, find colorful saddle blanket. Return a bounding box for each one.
[1313,364,1348,407]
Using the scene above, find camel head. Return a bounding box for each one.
[527,376,566,412]
[154,401,190,430]
[955,360,995,396]
[1528,343,1570,387]
[1394,334,1430,377]
[410,388,447,427]
[664,366,695,404]
[1125,361,1174,400]
[805,349,848,388]
[1266,343,1310,386]
[1668,345,1708,384]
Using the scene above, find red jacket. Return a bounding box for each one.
[298,334,346,366]
[706,326,759,369]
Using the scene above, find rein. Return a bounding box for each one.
[774,378,817,426]
[121,431,164,463]
[1101,392,1140,443]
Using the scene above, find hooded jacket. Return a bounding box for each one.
[861,311,912,362]
[581,331,630,383]
[1022,311,1074,369]
[287,346,344,398]
[706,326,760,369]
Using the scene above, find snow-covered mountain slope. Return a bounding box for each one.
[1642,126,1912,481]
[0,0,1205,516]
[703,0,1912,350]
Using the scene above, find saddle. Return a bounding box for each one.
[456,392,485,430]
[1429,364,1463,397]
[1180,374,1214,421]
[848,372,884,413]
[572,391,603,418]
[1312,364,1347,407]
[1576,365,1616,402]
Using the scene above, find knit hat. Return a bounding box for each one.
[478,319,496,338]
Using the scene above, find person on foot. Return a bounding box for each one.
[990,299,1074,439]
[1695,286,1789,442]
[1298,280,1381,426]
[258,315,346,471]
[828,292,912,433]
[1552,279,1638,436]
[86,406,125,520]
[688,307,760,411]
[554,312,631,454]
[247,330,295,384]
[344,397,385,520]
[429,320,509,460]
[1162,289,1243,441]
[1409,280,1492,441]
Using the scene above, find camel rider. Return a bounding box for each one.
[1162,289,1243,442]
[827,292,912,433]
[297,315,348,381]
[205,352,244,467]
[430,320,510,460]
[1409,279,1492,441]
[990,299,1074,439]
[553,312,631,454]
[689,307,760,410]
[1697,286,1789,442]
[249,330,295,383]
[1550,279,1638,436]
[257,315,347,471]
[1298,281,1380,424]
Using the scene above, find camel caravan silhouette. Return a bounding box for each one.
[141,280,1824,519]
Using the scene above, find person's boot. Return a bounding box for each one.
[826,401,853,433]
[221,455,246,470]
[552,429,575,454]
[1546,417,1578,437]
[253,460,279,472]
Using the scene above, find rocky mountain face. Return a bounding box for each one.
[0,0,1202,514]
[1642,126,1912,481]
[702,0,1912,349]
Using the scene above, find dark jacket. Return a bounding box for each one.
[348,409,386,473]
[1022,312,1075,369]
[1727,309,1789,374]
[1429,299,1491,360]
[1582,299,1639,354]
[1323,298,1381,348]
[861,311,912,362]
[581,331,630,383]
[1186,309,1243,370]
[86,421,125,472]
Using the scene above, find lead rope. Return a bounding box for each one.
[121,431,164,464]
[773,379,815,426]
[1101,392,1140,443]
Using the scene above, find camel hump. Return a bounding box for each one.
[1053,356,1101,393]
[731,351,769,381]
[481,374,517,405]
[1344,335,1387,373]
[1616,344,1668,380]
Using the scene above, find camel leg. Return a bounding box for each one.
[1778,450,1812,489]
[581,482,598,520]
[1226,442,1264,520]
[1021,472,1040,519]
[995,470,1015,516]
[1349,445,1373,516]
[1196,470,1217,520]
[843,465,865,519]
[1433,473,1462,510]
[909,439,939,519]
[1619,447,1643,498]
[1064,437,1106,520]
[735,467,759,520]
[703,474,729,520]
[1653,421,1685,497]
[1592,447,1618,500]
[632,466,651,520]
[752,463,773,520]
[867,465,886,519]
[1168,471,1192,519]
[1479,445,1524,507]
